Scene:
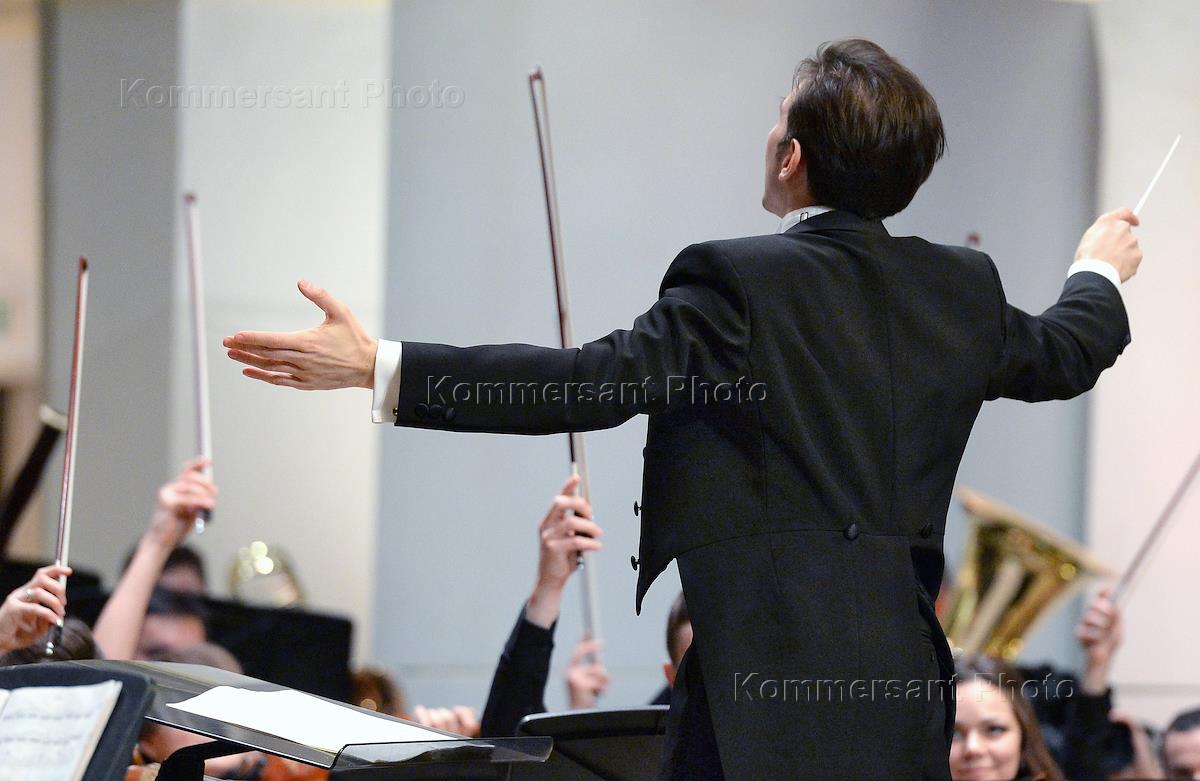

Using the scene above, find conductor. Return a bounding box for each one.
[225,39,1142,780]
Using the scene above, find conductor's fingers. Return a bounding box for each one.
[240,367,307,389]
[297,279,347,319]
[226,348,302,373]
[1103,207,1140,227]
[223,330,307,352]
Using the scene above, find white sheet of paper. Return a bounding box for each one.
[0,680,122,781]
[168,687,453,753]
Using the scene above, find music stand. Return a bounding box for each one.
[68,659,551,780]
[66,589,353,701]
[0,661,152,781]
[513,706,668,780]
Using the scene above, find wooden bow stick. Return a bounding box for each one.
[529,67,602,648]
[1112,448,1200,603]
[183,192,213,533]
[47,258,88,656]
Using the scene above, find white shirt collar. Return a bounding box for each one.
[777,206,834,234]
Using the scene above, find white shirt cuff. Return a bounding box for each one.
[1067,258,1122,292]
[371,339,403,423]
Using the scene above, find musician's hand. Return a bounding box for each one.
[0,564,71,651]
[1075,587,1122,694]
[566,635,609,709]
[145,457,216,551]
[525,475,602,629]
[223,280,377,390]
[411,705,481,737]
[1075,208,1142,282]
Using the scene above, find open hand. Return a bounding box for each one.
[224,280,377,390]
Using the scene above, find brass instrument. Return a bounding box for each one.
[942,489,1115,661]
[229,541,305,608]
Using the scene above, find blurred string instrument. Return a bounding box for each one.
[941,488,1114,661]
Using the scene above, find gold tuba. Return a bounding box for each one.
[941,489,1115,661]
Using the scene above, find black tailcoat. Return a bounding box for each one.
[394,210,1130,779]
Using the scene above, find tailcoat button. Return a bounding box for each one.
[414,403,429,419]
[443,406,457,422]
[630,555,639,571]
[633,501,641,516]
[920,523,934,539]
[843,523,860,541]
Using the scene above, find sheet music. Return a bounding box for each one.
[0,680,122,781]
[168,686,454,753]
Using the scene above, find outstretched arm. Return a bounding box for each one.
[224,243,752,434]
[92,457,215,659]
[986,208,1142,402]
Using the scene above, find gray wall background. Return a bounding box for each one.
[377,0,1099,711]
[40,0,391,658]
[43,0,181,571]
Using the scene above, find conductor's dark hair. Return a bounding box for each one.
[665,591,691,666]
[782,38,945,219]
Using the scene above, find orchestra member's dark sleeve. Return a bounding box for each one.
[479,608,557,737]
[1060,687,1116,781]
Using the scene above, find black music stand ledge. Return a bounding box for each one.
[514,706,668,781]
[67,659,551,781]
